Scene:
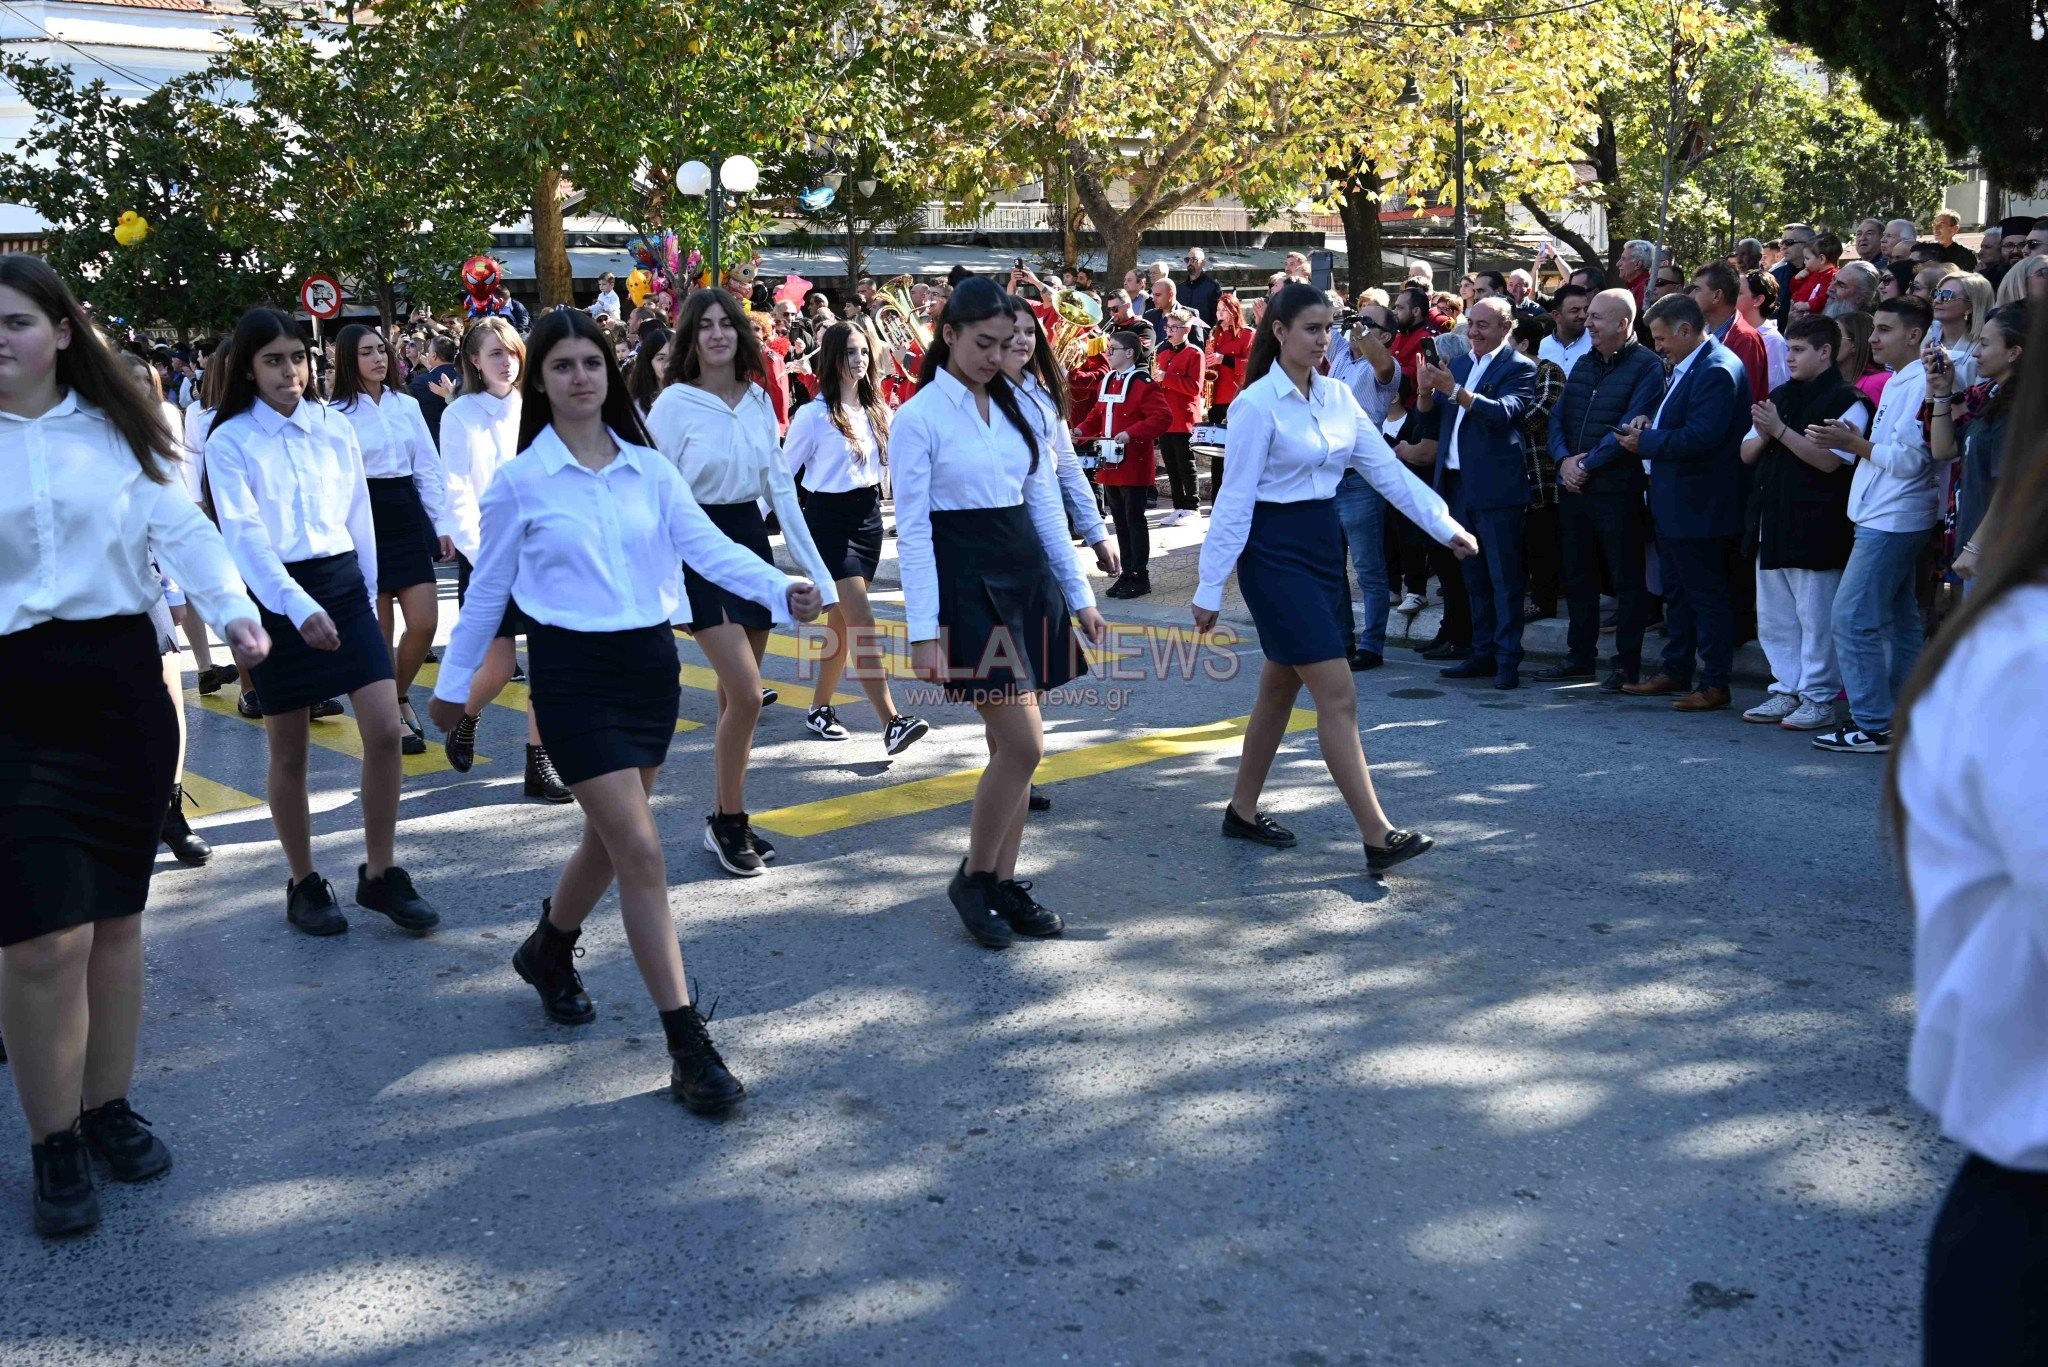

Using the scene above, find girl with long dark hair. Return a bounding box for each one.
[206,308,441,938]
[437,318,570,802]
[329,323,456,755]
[1193,282,1478,874]
[783,320,930,752]
[647,288,840,877]
[895,276,1109,947]
[427,309,822,1114]
[0,255,268,1236]
[626,326,670,416]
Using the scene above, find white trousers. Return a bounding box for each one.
[1756,564,1843,702]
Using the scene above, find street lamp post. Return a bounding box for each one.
[1451,72,1469,282]
[675,154,760,289]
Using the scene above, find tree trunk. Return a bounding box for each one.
[532,166,572,308]
[1056,165,1081,273]
[377,276,397,335]
[1339,168,1384,298]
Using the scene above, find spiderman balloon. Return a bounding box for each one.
[461,256,502,317]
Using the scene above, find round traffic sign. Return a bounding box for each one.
[300,274,343,320]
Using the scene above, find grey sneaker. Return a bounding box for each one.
[1779,699,1836,731]
[1742,693,1801,723]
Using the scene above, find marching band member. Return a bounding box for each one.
[428,309,821,1115]
[1203,291,1254,495]
[1155,308,1208,524]
[1072,328,1170,599]
[1193,283,1479,875]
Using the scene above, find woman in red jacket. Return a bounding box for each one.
[1072,329,1170,598]
[1202,291,1252,500]
[1155,309,1207,525]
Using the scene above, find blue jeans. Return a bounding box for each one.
[1335,470,1390,655]
[1830,525,1929,733]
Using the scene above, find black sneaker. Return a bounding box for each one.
[883,714,930,756]
[1221,802,1296,848]
[511,900,594,1025]
[992,878,1063,937]
[1598,670,1632,694]
[160,783,211,867]
[423,647,439,665]
[748,826,777,864]
[1366,829,1436,874]
[30,1128,99,1237]
[1409,634,1449,655]
[309,697,344,720]
[524,744,574,803]
[664,1000,745,1115]
[1812,724,1890,754]
[1028,785,1052,812]
[511,663,526,684]
[444,712,479,772]
[806,705,849,740]
[400,712,427,756]
[355,864,440,935]
[948,860,1014,948]
[1534,660,1597,682]
[1119,571,1152,599]
[77,1098,172,1183]
[1104,573,1135,600]
[237,689,263,719]
[286,873,348,936]
[759,685,780,708]
[704,812,765,877]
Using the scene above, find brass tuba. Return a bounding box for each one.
[873,274,932,362]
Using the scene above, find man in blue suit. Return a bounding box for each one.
[1418,296,1539,688]
[1617,294,1750,711]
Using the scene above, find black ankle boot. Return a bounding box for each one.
[512,899,594,1024]
[444,712,478,772]
[662,1000,744,1114]
[525,744,573,803]
[159,784,211,867]
[30,1127,99,1237]
[947,859,1014,948]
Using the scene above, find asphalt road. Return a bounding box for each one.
[0,565,1942,1365]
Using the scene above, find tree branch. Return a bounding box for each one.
[1518,192,1600,269]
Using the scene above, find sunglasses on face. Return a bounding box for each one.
[1932,289,1960,301]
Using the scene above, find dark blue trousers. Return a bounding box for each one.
[1657,534,1735,690]
[1444,472,1527,671]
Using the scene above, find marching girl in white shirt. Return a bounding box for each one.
[329,324,456,756]
[1892,351,2048,1358]
[427,308,822,1115]
[206,308,442,939]
[895,276,1109,948]
[783,321,931,754]
[0,256,268,1237]
[1193,282,1478,875]
[435,318,570,803]
[646,288,840,878]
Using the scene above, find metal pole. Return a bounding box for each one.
[1452,74,1468,281]
[709,172,723,291]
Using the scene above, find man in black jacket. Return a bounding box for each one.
[1536,288,1666,689]
[406,334,461,446]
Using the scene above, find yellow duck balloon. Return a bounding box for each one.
[113,211,150,247]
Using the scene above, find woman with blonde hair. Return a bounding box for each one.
[1932,272,1996,386]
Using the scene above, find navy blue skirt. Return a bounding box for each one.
[248,550,395,715]
[367,476,438,593]
[1238,498,1349,666]
[931,503,1083,702]
[802,484,885,583]
[683,500,776,633]
[526,622,680,785]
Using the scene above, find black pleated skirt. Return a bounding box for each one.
[683,500,776,633]
[526,622,681,785]
[456,553,529,639]
[802,484,885,583]
[0,615,176,944]
[1237,498,1349,666]
[247,550,395,715]
[931,503,1083,702]
[367,476,439,593]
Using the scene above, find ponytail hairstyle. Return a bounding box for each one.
[515,306,651,453]
[665,287,770,392]
[916,275,1039,471]
[626,326,670,414]
[327,322,392,410]
[209,307,304,435]
[1245,282,1334,386]
[458,316,525,396]
[0,253,177,479]
[815,321,891,459]
[1007,297,1069,422]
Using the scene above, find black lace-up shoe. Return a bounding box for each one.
[196,664,238,696]
[78,1098,172,1183]
[355,864,440,935]
[444,712,479,772]
[704,812,765,877]
[1365,829,1436,874]
[286,873,348,936]
[1028,785,1052,812]
[525,744,574,803]
[663,999,745,1114]
[948,860,1014,948]
[1221,803,1296,848]
[992,879,1063,937]
[160,784,211,866]
[512,900,594,1024]
[31,1128,98,1237]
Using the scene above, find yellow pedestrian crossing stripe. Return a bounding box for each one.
[751,708,1317,837]
[179,770,262,817]
[188,689,474,776]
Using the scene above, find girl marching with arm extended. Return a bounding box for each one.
[0,255,270,1236]
[894,277,1110,948]
[427,309,821,1114]
[1192,283,1479,875]
[646,288,841,878]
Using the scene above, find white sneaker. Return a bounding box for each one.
[1161,509,1187,528]
[1779,699,1836,731]
[805,705,849,740]
[1741,693,1800,724]
[1397,592,1425,614]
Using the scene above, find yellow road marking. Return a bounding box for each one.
[179,771,262,816]
[751,708,1317,837]
[189,689,475,776]
[674,660,858,711]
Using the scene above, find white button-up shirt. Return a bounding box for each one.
[0,391,257,636]
[432,426,797,704]
[438,390,521,562]
[890,367,1095,642]
[1016,372,1109,548]
[1442,341,1506,471]
[1197,366,1460,612]
[1847,359,1937,532]
[205,399,376,628]
[782,397,882,493]
[646,381,838,607]
[180,403,213,505]
[1538,328,1594,377]
[1651,342,1705,427]
[1902,584,2048,1170]
[337,387,454,536]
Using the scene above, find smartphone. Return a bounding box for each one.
[1015,257,1024,270]
[1420,338,1439,366]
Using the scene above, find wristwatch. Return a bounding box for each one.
[1453,386,1471,405]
